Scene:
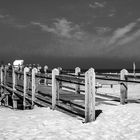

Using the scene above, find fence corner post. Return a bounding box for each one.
[85,68,95,123]
[52,68,59,110]
[120,69,128,105]
[75,67,81,94]
[31,67,38,108]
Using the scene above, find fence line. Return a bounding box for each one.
[0,65,140,123]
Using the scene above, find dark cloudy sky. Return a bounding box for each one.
[0,0,140,69]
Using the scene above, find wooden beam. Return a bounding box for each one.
[75,67,81,94]
[85,68,95,123]
[52,68,59,110]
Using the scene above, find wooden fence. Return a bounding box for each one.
[0,65,140,123]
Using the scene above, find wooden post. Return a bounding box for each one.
[12,66,17,91]
[44,65,48,85]
[133,62,136,78]
[85,68,95,123]
[12,66,18,109]
[58,67,62,89]
[52,68,59,110]
[0,66,4,83]
[27,69,30,92]
[0,66,4,105]
[29,64,32,70]
[37,65,41,84]
[75,67,81,94]
[3,65,7,85]
[120,69,128,105]
[0,66,4,95]
[19,65,23,79]
[31,68,37,108]
[23,67,30,110]
[37,64,41,73]
[3,65,9,106]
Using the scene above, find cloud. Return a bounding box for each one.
[31,18,85,40]
[52,18,75,38]
[0,14,8,19]
[31,22,55,32]
[107,18,140,47]
[29,18,140,59]
[30,20,110,57]
[108,9,116,17]
[0,14,28,29]
[108,22,136,45]
[108,13,115,17]
[89,2,106,8]
[95,27,111,35]
[117,29,140,46]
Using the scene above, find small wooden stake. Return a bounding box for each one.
[31,68,37,108]
[120,69,128,105]
[75,67,81,94]
[23,67,30,110]
[52,68,59,110]
[85,68,95,123]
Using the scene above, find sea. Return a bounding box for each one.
[63,69,140,74]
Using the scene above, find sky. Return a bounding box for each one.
[0,0,140,69]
